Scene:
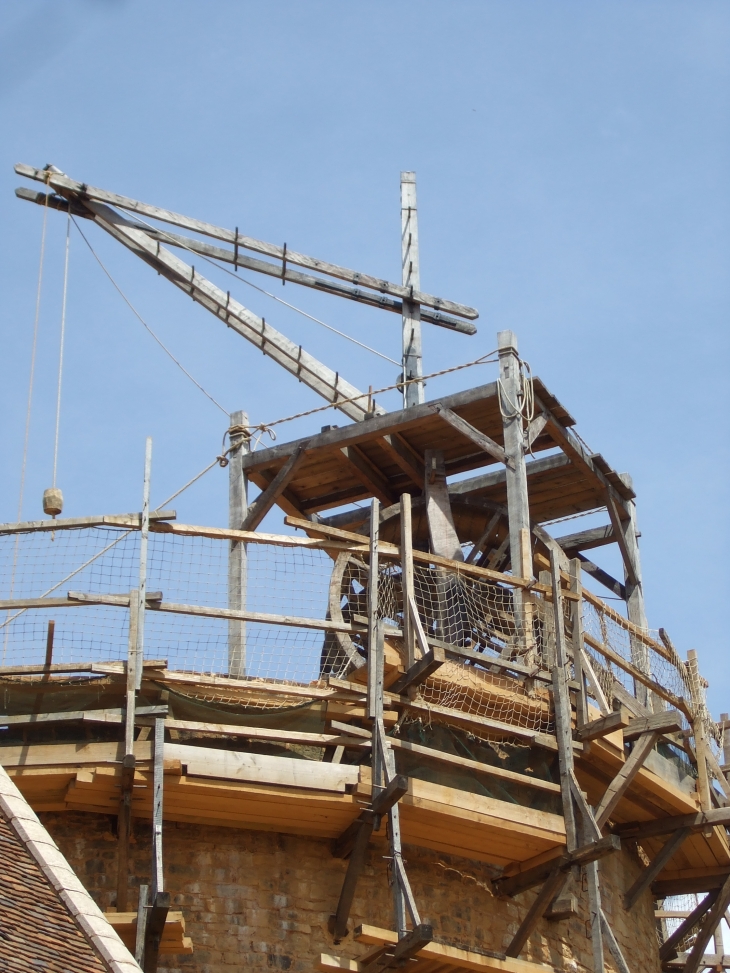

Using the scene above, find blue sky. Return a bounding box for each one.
[0,1,728,711]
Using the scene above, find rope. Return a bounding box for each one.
[126,210,401,366]
[52,210,71,489]
[71,218,229,416]
[18,186,50,519]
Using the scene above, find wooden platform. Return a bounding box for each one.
[105,911,193,955]
[319,925,553,973]
[240,380,634,529]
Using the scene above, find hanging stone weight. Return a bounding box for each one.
[43,487,63,518]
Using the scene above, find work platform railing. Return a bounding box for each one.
[0,508,722,798]
[1,505,728,973]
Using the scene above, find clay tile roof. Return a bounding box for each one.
[0,764,141,973]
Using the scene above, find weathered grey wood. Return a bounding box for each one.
[360,925,433,973]
[242,441,309,531]
[618,807,730,841]
[550,548,578,852]
[623,827,691,910]
[465,510,502,565]
[605,492,638,588]
[0,509,176,536]
[143,890,170,973]
[622,709,682,741]
[400,494,416,667]
[126,591,139,751]
[586,860,605,973]
[367,499,381,722]
[554,524,614,553]
[495,835,620,898]
[599,907,631,973]
[573,554,626,600]
[77,197,380,422]
[407,593,432,661]
[448,452,571,503]
[387,646,445,695]
[595,731,661,829]
[228,411,248,678]
[381,434,425,489]
[683,873,730,973]
[401,172,424,407]
[433,404,509,467]
[569,558,589,729]
[0,704,166,726]
[16,164,478,320]
[658,890,719,961]
[135,884,149,966]
[578,646,611,716]
[116,752,135,912]
[687,648,713,812]
[330,817,375,942]
[151,718,164,897]
[135,439,152,691]
[498,332,531,581]
[424,450,463,561]
[505,868,564,957]
[576,709,631,742]
[340,445,396,505]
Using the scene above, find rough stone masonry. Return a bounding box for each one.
[40,812,661,973]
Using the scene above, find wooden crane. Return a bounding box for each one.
[14,163,478,423]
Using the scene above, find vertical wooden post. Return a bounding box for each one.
[498,331,530,577]
[570,559,589,729]
[135,884,149,966]
[401,172,423,408]
[135,438,152,691]
[615,475,651,707]
[151,717,164,898]
[400,494,416,667]
[118,592,139,912]
[550,549,577,854]
[687,648,712,812]
[367,499,381,725]
[721,712,730,769]
[228,411,249,677]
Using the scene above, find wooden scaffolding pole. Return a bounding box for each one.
[228,411,249,677]
[401,172,423,408]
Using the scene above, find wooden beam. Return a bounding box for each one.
[380,434,424,490]
[617,807,730,841]
[424,450,463,561]
[554,524,614,553]
[432,404,510,467]
[498,332,531,581]
[387,646,445,696]
[0,509,176,536]
[330,817,375,942]
[466,511,503,565]
[16,164,478,321]
[505,868,564,957]
[360,924,433,973]
[143,890,170,973]
[659,891,720,962]
[340,446,397,506]
[71,195,379,422]
[594,731,661,830]
[623,827,691,910]
[401,171,424,407]
[622,709,683,741]
[576,709,631,742]
[574,554,626,600]
[494,835,621,898]
[370,775,409,816]
[524,413,548,451]
[684,873,730,973]
[605,493,638,587]
[241,442,309,531]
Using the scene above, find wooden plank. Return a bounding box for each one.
[16,164,478,320]
[284,516,532,587]
[594,731,661,830]
[0,510,176,536]
[386,735,560,794]
[433,405,509,467]
[623,827,691,910]
[241,441,309,531]
[151,519,368,552]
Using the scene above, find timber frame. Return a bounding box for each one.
[7,164,729,973]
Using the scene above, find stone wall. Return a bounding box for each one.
[39,812,661,973]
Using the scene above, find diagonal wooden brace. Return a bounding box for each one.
[360,924,434,973]
[506,868,565,957]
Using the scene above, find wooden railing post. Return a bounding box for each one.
[228,410,249,677]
